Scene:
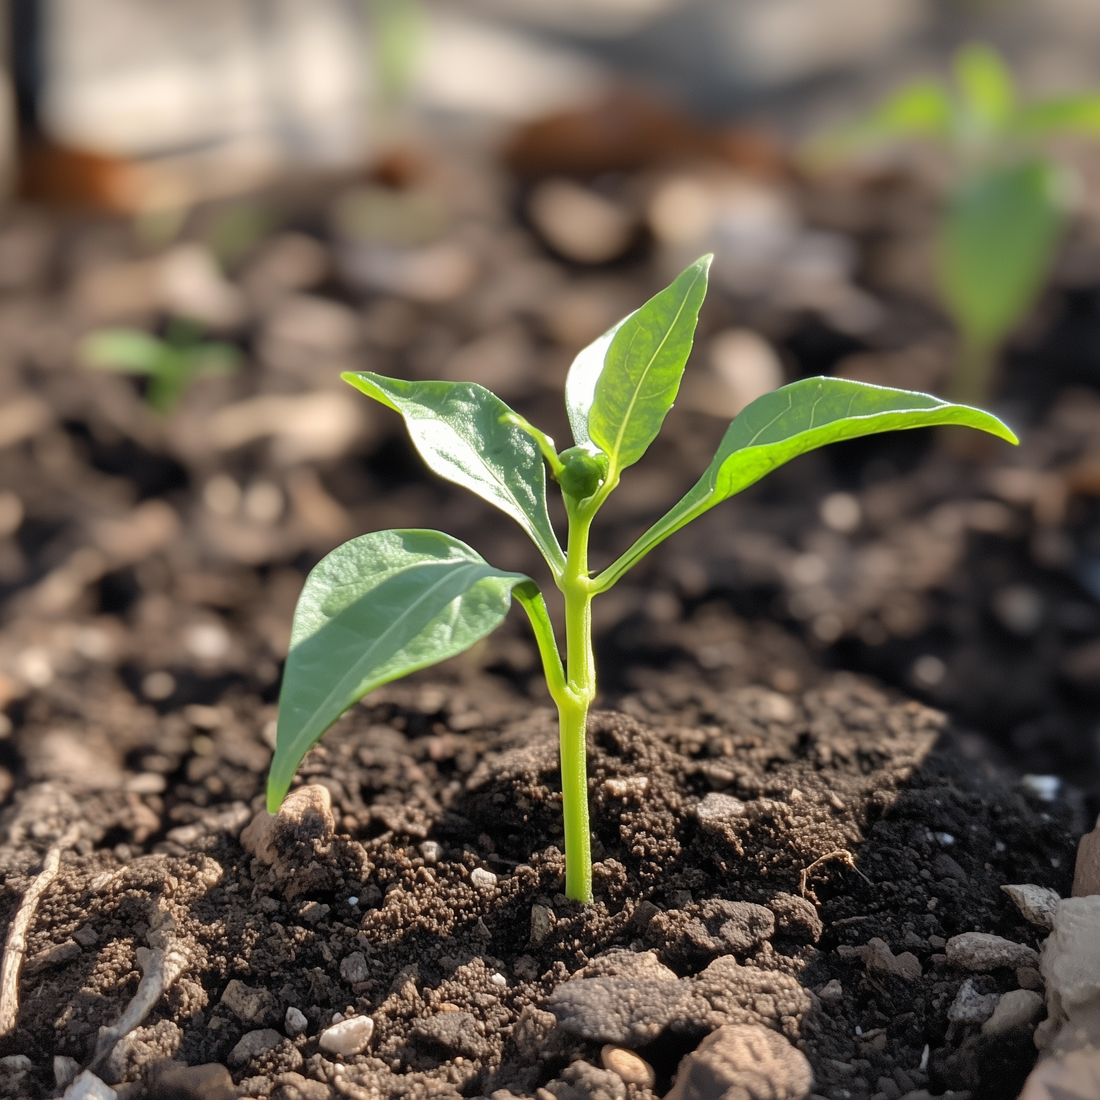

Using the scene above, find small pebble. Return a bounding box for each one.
[818,979,843,1003]
[1001,884,1060,929]
[420,840,442,864]
[982,988,1043,1036]
[601,1044,656,1088]
[490,972,507,987]
[948,979,999,1024]
[530,904,554,946]
[319,1016,375,1056]
[285,1006,308,1037]
[470,867,497,889]
[63,1072,117,1100]
[1021,774,1060,802]
[347,896,359,906]
[946,932,1039,971]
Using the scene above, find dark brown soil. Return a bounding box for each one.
[0,604,1077,1100]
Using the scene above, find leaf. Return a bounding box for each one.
[268,529,531,809]
[343,372,565,572]
[1014,94,1100,138]
[585,255,711,474]
[595,378,1017,591]
[936,160,1065,351]
[954,44,1015,132]
[875,81,953,137]
[565,318,626,448]
[81,329,165,374]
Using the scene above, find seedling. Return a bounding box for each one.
[82,319,241,414]
[811,44,1100,403]
[266,256,1016,902]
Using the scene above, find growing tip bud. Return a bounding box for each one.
[558,445,608,501]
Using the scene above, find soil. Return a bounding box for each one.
[0,111,1097,1100]
[0,608,1078,1099]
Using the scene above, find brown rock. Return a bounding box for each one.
[241,784,335,864]
[152,1062,235,1100]
[664,1024,814,1100]
[1073,818,1100,897]
[600,1045,655,1088]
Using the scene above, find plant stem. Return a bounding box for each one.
[949,334,997,407]
[557,505,597,903]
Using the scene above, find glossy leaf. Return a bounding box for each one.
[565,318,626,448]
[936,160,1064,350]
[955,44,1015,133]
[596,378,1018,590]
[343,372,565,572]
[268,529,531,809]
[584,255,711,472]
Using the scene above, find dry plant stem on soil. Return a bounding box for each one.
[0,825,79,1036]
[267,255,1017,904]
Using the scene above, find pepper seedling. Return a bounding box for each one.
[809,44,1100,404]
[82,319,241,414]
[266,255,1016,902]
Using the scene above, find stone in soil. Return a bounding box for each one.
[664,1023,814,1100]
[1002,883,1061,929]
[945,931,1040,971]
[318,1014,374,1056]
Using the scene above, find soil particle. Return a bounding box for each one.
[152,1061,236,1100]
[663,1023,814,1100]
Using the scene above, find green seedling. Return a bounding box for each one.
[266,255,1016,902]
[811,44,1100,403]
[82,320,241,415]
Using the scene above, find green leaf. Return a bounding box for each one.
[954,44,1015,133]
[268,529,531,810]
[565,318,626,448]
[1014,94,1100,138]
[81,329,166,374]
[937,160,1065,351]
[595,377,1017,591]
[585,255,711,474]
[343,372,566,572]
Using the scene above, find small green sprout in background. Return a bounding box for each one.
[266,255,1017,903]
[82,319,241,415]
[810,44,1100,404]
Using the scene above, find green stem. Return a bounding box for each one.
[558,506,596,903]
[949,334,997,406]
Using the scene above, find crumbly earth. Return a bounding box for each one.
[0,609,1077,1100]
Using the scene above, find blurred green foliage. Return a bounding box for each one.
[82,319,241,415]
[812,44,1100,402]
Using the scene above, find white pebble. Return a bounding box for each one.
[64,1072,117,1100]
[420,840,442,864]
[319,1015,374,1056]
[347,896,359,906]
[935,832,955,846]
[285,1006,308,1037]
[490,972,507,987]
[1022,774,1060,802]
[470,867,497,889]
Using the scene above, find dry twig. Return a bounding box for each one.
[798,848,873,905]
[0,825,80,1035]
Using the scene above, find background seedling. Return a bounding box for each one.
[82,319,241,415]
[266,255,1016,902]
[811,44,1100,403]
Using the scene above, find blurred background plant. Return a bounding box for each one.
[809,43,1100,404]
[81,320,241,414]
